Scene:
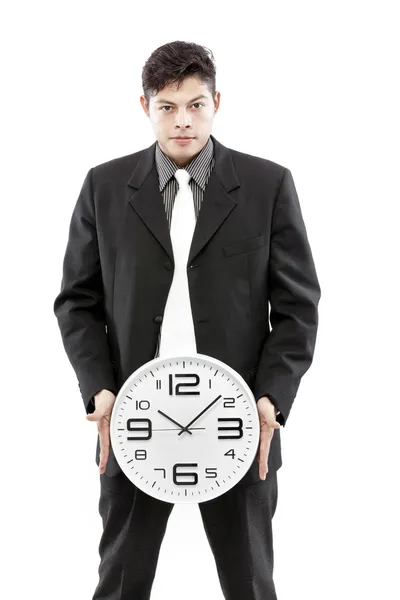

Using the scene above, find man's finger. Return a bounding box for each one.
[98,417,111,473]
[99,440,109,473]
[99,451,109,473]
[99,424,110,453]
[259,437,268,479]
[85,404,114,474]
[259,427,274,479]
[86,409,103,422]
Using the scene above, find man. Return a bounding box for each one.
[54,40,321,600]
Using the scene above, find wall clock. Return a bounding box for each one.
[110,351,260,503]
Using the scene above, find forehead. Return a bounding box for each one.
[153,77,211,104]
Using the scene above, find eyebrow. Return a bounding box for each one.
[155,94,209,105]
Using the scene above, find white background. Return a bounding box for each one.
[1,1,399,598]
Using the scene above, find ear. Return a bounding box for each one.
[140,95,150,116]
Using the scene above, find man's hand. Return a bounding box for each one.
[86,389,116,474]
[256,396,281,480]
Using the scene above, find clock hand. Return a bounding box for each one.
[178,395,222,436]
[157,409,193,435]
[152,427,206,431]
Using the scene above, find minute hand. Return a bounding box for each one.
[178,395,222,436]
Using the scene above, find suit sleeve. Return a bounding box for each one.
[53,168,117,414]
[253,168,321,426]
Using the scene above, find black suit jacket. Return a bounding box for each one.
[53,134,321,484]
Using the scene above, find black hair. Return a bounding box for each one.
[142,41,217,105]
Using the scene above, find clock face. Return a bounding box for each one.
[110,353,260,504]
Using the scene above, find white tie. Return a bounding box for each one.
[158,169,198,357]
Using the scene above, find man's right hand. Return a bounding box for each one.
[86,389,116,474]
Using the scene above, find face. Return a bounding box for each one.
[140,76,220,167]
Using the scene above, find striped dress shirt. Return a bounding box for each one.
[153,135,215,359]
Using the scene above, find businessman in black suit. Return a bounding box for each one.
[54,41,320,600]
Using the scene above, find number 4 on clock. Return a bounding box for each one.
[225,449,236,459]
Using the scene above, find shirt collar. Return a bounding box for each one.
[155,136,214,192]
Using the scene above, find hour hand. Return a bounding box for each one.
[157,409,193,435]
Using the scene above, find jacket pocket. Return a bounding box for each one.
[222,234,266,257]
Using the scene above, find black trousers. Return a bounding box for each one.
[92,469,279,600]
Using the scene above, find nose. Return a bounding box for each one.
[174,107,192,129]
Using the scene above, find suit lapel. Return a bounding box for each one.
[126,134,240,264]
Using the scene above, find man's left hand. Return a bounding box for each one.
[256,396,281,480]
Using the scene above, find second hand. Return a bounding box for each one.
[152,427,206,431]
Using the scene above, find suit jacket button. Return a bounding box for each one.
[154,315,163,324]
[164,260,172,270]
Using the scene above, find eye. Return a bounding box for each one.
[160,103,204,112]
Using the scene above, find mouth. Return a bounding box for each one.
[171,137,195,144]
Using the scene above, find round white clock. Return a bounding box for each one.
[110,352,260,504]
